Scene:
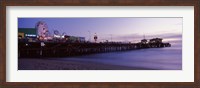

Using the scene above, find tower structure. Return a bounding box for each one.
[94,33,98,43]
[141,34,147,44]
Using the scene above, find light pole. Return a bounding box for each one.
[88,31,91,42]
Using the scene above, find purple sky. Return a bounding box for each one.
[18,18,182,46]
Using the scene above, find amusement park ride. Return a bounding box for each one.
[35,21,52,41]
[35,21,86,42]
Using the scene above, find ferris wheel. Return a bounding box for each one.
[35,21,49,40]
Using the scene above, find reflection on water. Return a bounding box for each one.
[58,46,182,70]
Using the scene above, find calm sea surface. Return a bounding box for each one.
[58,46,182,70]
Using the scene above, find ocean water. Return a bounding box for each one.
[59,46,182,70]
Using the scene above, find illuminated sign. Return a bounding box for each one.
[25,34,37,37]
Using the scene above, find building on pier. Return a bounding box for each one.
[149,38,163,43]
[141,39,147,44]
[18,28,37,38]
[18,28,37,42]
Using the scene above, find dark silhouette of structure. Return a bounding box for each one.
[18,38,171,58]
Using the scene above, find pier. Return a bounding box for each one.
[18,21,172,58]
[18,41,171,58]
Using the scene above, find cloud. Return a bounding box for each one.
[107,33,182,43]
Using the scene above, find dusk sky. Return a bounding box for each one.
[18,18,182,46]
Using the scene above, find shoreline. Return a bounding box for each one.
[18,58,155,70]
